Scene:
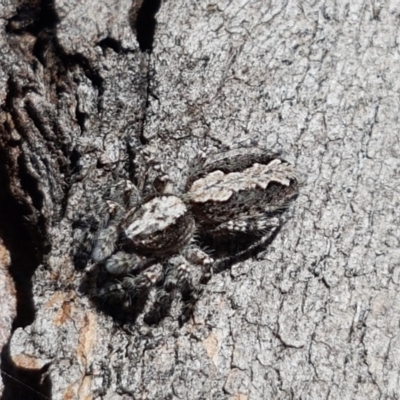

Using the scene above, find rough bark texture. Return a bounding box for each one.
[0,0,399,399]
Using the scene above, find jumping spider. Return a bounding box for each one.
[86,147,299,324]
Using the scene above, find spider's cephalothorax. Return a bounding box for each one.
[123,195,195,255]
[85,147,299,324]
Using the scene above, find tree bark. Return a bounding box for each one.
[1,0,399,399]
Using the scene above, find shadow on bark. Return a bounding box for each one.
[133,0,162,52]
[0,139,49,399]
[1,344,52,400]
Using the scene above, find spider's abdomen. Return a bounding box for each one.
[188,158,299,226]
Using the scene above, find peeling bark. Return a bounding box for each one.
[0,0,399,399]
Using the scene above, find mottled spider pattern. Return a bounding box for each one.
[83,147,299,325]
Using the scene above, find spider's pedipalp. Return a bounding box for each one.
[105,251,147,275]
[164,255,190,292]
[92,225,119,262]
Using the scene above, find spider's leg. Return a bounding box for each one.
[94,262,162,315]
[143,289,174,325]
[91,225,118,262]
[179,279,203,325]
[106,179,141,210]
[184,245,214,283]
[185,150,208,190]
[205,214,282,238]
[123,264,162,294]
[91,201,124,262]
[76,195,119,266]
[163,255,191,292]
[138,148,173,194]
[164,255,205,324]
[72,213,100,270]
[94,281,126,304]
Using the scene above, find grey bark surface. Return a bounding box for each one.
[0,0,399,399]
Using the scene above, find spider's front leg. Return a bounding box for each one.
[91,200,124,262]
[105,179,142,210]
[137,148,174,195]
[91,180,141,263]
